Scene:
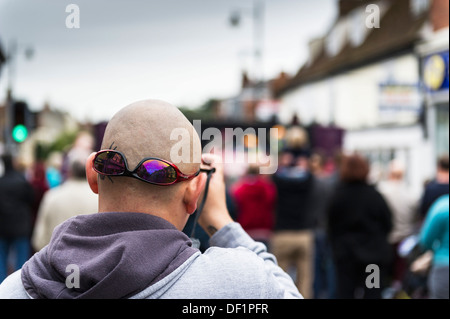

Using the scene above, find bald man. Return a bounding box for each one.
[0,100,301,299]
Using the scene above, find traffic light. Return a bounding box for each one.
[11,101,29,143]
[12,124,28,143]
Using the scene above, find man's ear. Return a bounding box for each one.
[183,172,207,215]
[86,152,99,194]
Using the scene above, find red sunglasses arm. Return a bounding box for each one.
[177,170,201,181]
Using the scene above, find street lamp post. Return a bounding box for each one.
[252,0,265,84]
[229,0,265,84]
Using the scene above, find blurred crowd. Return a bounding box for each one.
[0,132,98,282]
[0,127,448,299]
[228,124,449,299]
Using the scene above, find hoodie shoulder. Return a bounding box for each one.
[0,270,30,299]
[159,246,285,299]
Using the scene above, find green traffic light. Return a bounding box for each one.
[12,124,28,143]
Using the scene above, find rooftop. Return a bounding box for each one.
[277,0,430,96]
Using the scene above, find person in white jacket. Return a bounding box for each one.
[377,159,419,284]
[32,150,98,251]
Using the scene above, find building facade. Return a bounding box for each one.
[277,0,448,196]
[417,0,449,166]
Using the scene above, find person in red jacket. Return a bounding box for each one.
[231,164,277,248]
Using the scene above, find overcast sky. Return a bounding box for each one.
[0,0,336,122]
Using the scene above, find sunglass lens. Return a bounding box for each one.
[137,160,177,184]
[94,152,126,175]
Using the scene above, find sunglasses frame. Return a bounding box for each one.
[93,149,205,186]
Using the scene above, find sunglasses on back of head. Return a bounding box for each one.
[93,149,213,186]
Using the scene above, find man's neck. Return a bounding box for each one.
[98,202,184,231]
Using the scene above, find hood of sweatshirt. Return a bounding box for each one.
[21,212,198,299]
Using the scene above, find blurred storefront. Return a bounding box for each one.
[418,0,449,175]
[276,0,448,196]
[418,39,449,163]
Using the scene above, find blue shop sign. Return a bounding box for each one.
[423,50,449,92]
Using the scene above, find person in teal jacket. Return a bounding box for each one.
[419,194,449,299]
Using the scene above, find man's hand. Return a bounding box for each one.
[197,154,234,236]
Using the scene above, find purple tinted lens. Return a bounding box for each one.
[94,152,126,175]
[136,160,177,184]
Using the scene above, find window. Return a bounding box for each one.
[349,8,367,47]
[325,19,347,57]
[435,104,449,157]
[410,0,430,17]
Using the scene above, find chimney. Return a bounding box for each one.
[430,0,449,32]
[270,72,291,95]
[241,71,252,88]
[308,37,324,65]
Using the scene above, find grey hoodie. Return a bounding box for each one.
[0,212,302,299]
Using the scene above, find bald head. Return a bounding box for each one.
[90,100,205,224]
[91,100,201,211]
[388,159,405,181]
[101,99,201,174]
